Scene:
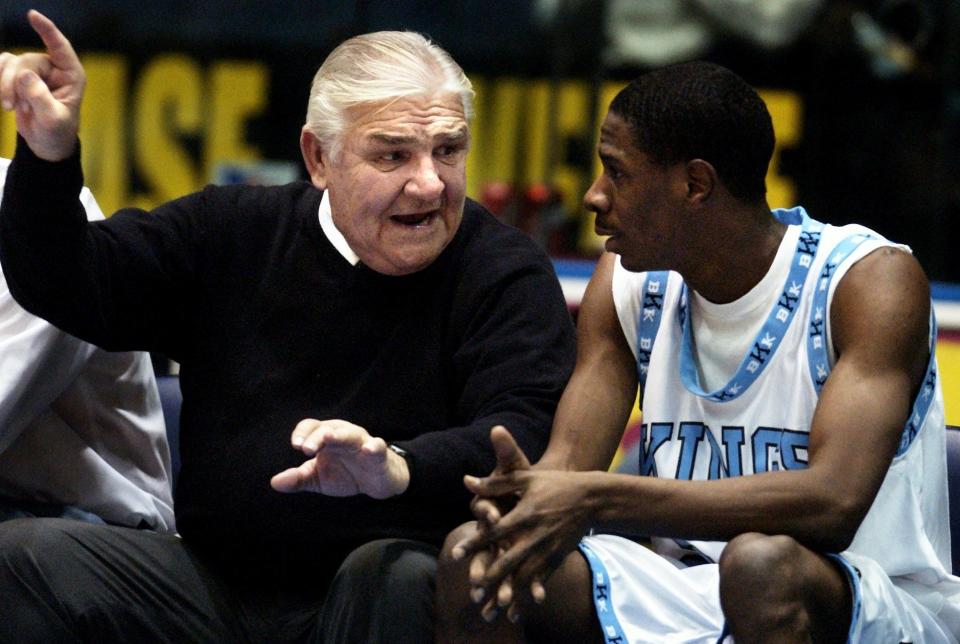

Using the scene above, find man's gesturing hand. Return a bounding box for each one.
[270,419,410,499]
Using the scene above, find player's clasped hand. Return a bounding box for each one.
[270,418,410,499]
[452,426,597,624]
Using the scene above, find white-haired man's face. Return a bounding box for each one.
[302,92,469,276]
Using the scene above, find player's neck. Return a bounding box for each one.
[682,205,785,305]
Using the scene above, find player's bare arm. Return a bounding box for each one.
[536,252,638,471]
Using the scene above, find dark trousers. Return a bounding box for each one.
[0,518,437,643]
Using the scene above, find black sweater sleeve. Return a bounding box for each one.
[0,137,202,358]
[0,139,89,334]
[396,214,576,500]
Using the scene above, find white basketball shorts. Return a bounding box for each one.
[579,534,956,643]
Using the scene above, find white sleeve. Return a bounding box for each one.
[0,159,99,453]
[611,257,648,359]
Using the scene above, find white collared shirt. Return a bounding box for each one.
[318,190,359,266]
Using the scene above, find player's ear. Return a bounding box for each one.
[685,159,716,204]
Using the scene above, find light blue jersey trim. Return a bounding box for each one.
[805,231,939,457]
[899,312,938,457]
[636,271,671,392]
[579,541,630,643]
[677,211,823,402]
[826,553,863,644]
[805,231,874,393]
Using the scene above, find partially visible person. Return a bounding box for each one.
[437,61,960,643]
[0,11,575,643]
[601,0,823,68]
[0,157,175,531]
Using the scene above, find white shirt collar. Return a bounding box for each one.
[318,190,360,266]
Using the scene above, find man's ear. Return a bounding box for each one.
[685,159,716,204]
[300,128,328,189]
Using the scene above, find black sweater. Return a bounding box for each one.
[0,141,576,575]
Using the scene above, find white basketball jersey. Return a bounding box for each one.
[612,207,959,623]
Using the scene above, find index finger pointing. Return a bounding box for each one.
[26,10,80,70]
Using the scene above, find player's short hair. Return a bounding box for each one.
[610,61,774,203]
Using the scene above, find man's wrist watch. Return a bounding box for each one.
[388,443,413,467]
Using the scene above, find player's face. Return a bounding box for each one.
[306,93,469,276]
[583,111,691,273]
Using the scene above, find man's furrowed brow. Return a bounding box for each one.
[436,127,468,142]
[366,126,468,147]
[369,133,417,146]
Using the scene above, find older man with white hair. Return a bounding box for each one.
[0,11,575,642]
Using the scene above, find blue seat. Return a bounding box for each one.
[947,425,960,574]
[156,374,182,486]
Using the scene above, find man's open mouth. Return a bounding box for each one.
[391,210,438,227]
